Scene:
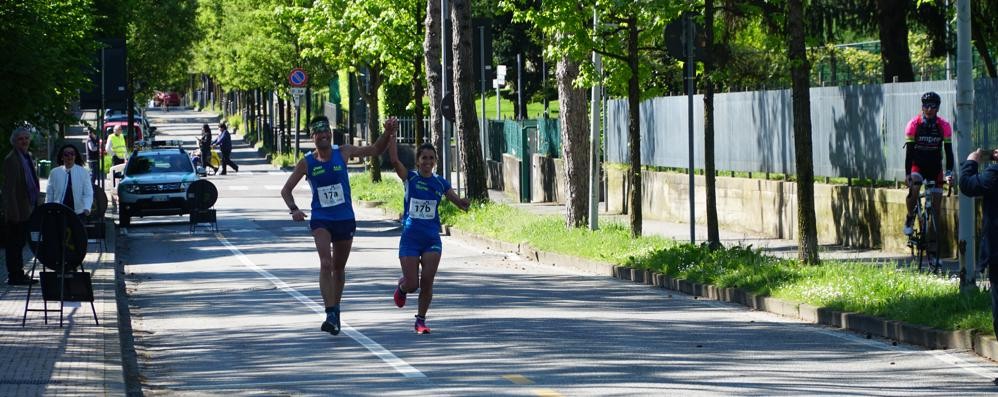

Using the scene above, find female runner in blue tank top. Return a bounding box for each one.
[281,116,393,336]
[388,122,470,334]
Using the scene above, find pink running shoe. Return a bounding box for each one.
[393,277,407,308]
[414,315,431,334]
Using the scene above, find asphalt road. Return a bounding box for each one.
[118,109,998,396]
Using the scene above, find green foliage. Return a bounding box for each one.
[270,150,304,169]
[502,0,686,98]
[0,0,96,135]
[127,0,200,99]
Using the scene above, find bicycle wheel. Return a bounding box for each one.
[915,207,929,272]
[924,209,941,274]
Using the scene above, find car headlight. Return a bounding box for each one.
[122,184,141,194]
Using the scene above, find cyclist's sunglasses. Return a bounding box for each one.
[922,103,939,110]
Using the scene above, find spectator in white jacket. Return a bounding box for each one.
[47,143,94,220]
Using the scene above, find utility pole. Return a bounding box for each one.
[956,0,975,291]
[480,26,488,164]
[589,9,602,231]
[685,13,696,243]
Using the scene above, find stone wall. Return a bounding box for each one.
[606,168,958,255]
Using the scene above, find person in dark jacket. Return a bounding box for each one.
[3,125,40,285]
[959,147,998,338]
[198,124,217,174]
[212,121,238,175]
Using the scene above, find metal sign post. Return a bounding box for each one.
[496,65,506,119]
[289,68,308,158]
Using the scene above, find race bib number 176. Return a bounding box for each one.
[409,198,437,220]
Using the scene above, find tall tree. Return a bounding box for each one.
[0,0,95,140]
[557,56,590,228]
[703,0,721,249]
[424,0,444,171]
[787,0,819,264]
[972,0,998,78]
[450,0,489,201]
[505,0,681,236]
[876,0,915,82]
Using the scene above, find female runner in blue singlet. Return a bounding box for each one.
[387,119,470,334]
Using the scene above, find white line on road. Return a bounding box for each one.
[228,186,249,191]
[214,233,426,379]
[264,185,283,190]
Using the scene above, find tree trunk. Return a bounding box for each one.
[627,16,642,238]
[413,4,427,145]
[876,0,915,82]
[704,0,721,250]
[788,0,819,265]
[972,15,998,78]
[277,96,285,153]
[450,0,487,201]
[557,56,589,228]
[355,65,383,183]
[424,0,443,171]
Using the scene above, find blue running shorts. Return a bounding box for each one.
[399,231,442,257]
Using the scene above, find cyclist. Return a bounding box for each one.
[903,91,954,241]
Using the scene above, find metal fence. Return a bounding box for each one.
[606,78,998,181]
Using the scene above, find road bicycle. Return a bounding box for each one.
[907,180,946,273]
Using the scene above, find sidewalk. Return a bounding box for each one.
[486,189,916,264]
[0,233,124,396]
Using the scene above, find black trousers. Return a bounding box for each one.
[220,149,238,173]
[4,221,28,280]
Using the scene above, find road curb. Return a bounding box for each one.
[446,224,998,362]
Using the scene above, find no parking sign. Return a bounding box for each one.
[288,68,308,87]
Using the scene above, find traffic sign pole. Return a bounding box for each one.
[288,69,309,159]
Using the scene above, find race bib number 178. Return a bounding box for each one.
[317,184,346,207]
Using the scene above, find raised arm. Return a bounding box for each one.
[387,122,408,181]
[444,188,470,212]
[281,158,309,221]
[342,118,396,160]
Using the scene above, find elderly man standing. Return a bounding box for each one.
[3,125,40,285]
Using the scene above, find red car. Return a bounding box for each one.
[154,91,182,107]
[102,120,145,142]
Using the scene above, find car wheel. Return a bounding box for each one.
[119,207,131,227]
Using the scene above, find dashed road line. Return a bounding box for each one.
[502,374,532,385]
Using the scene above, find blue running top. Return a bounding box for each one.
[402,170,451,236]
[305,147,354,221]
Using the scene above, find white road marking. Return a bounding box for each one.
[229,186,249,191]
[264,185,283,190]
[214,233,426,379]
[227,228,258,233]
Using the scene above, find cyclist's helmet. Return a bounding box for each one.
[921,91,941,107]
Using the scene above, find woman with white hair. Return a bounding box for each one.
[2,125,40,285]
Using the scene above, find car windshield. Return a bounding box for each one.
[125,153,192,175]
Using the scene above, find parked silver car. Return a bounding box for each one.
[117,148,198,226]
